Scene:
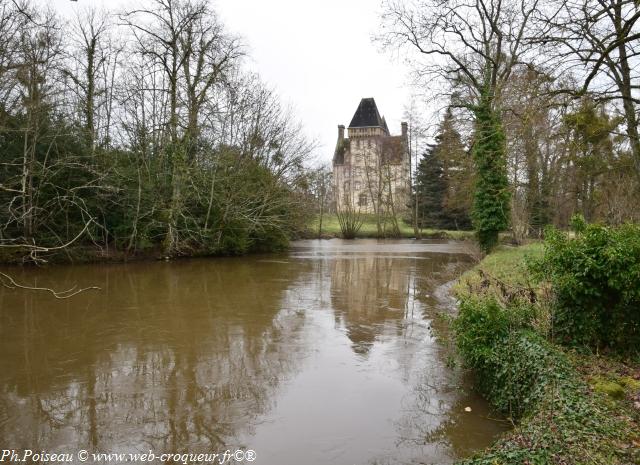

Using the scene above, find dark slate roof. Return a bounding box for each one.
[348,98,385,128]
[381,116,390,134]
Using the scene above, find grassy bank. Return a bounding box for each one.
[453,244,640,465]
[308,213,475,240]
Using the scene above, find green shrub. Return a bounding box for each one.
[534,222,640,353]
[454,296,635,465]
[454,296,565,419]
[454,297,512,370]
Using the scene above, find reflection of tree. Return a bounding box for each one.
[402,374,510,460]
[0,258,310,453]
[0,247,507,463]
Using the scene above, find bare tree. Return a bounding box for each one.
[380,0,541,109]
[179,3,243,158]
[307,165,332,237]
[0,0,29,120]
[121,0,197,254]
[0,0,322,266]
[380,0,542,250]
[65,7,117,153]
[403,99,427,238]
[537,0,640,180]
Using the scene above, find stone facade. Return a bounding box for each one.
[332,98,410,214]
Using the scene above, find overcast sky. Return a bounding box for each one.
[214,0,412,165]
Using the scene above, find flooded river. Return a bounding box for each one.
[0,239,507,464]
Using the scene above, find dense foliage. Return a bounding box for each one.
[0,0,314,262]
[453,245,639,465]
[414,145,447,228]
[534,221,640,353]
[454,297,543,417]
[456,323,634,464]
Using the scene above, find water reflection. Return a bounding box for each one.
[0,240,507,465]
[327,248,469,358]
[0,259,310,455]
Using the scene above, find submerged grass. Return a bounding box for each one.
[453,244,640,465]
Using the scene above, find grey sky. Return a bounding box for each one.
[48,0,411,165]
[214,0,411,165]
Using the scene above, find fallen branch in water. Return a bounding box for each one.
[0,271,101,299]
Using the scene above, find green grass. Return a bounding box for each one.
[469,243,543,280]
[454,243,640,465]
[455,242,544,295]
[309,213,474,240]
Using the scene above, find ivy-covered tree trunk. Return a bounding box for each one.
[471,93,510,252]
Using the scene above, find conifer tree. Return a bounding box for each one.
[415,144,447,229]
[413,110,473,230]
[438,109,473,230]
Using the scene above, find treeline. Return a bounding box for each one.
[0,0,314,262]
[384,0,640,250]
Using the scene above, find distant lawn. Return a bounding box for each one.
[307,213,474,240]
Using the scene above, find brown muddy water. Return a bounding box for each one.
[0,239,508,465]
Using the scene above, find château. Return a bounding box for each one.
[332,98,410,214]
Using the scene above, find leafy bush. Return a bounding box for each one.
[454,297,559,419]
[534,221,640,353]
[454,297,512,370]
[454,296,636,464]
[454,241,639,465]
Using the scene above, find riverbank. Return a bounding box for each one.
[1,214,474,266]
[452,243,640,464]
[308,214,474,240]
[0,239,291,266]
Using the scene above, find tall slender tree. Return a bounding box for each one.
[381,0,541,250]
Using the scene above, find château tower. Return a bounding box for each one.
[332,98,410,214]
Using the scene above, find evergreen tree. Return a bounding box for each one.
[413,109,473,230]
[415,144,447,229]
[438,109,473,230]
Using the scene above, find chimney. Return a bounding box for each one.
[338,125,345,141]
[401,122,408,138]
